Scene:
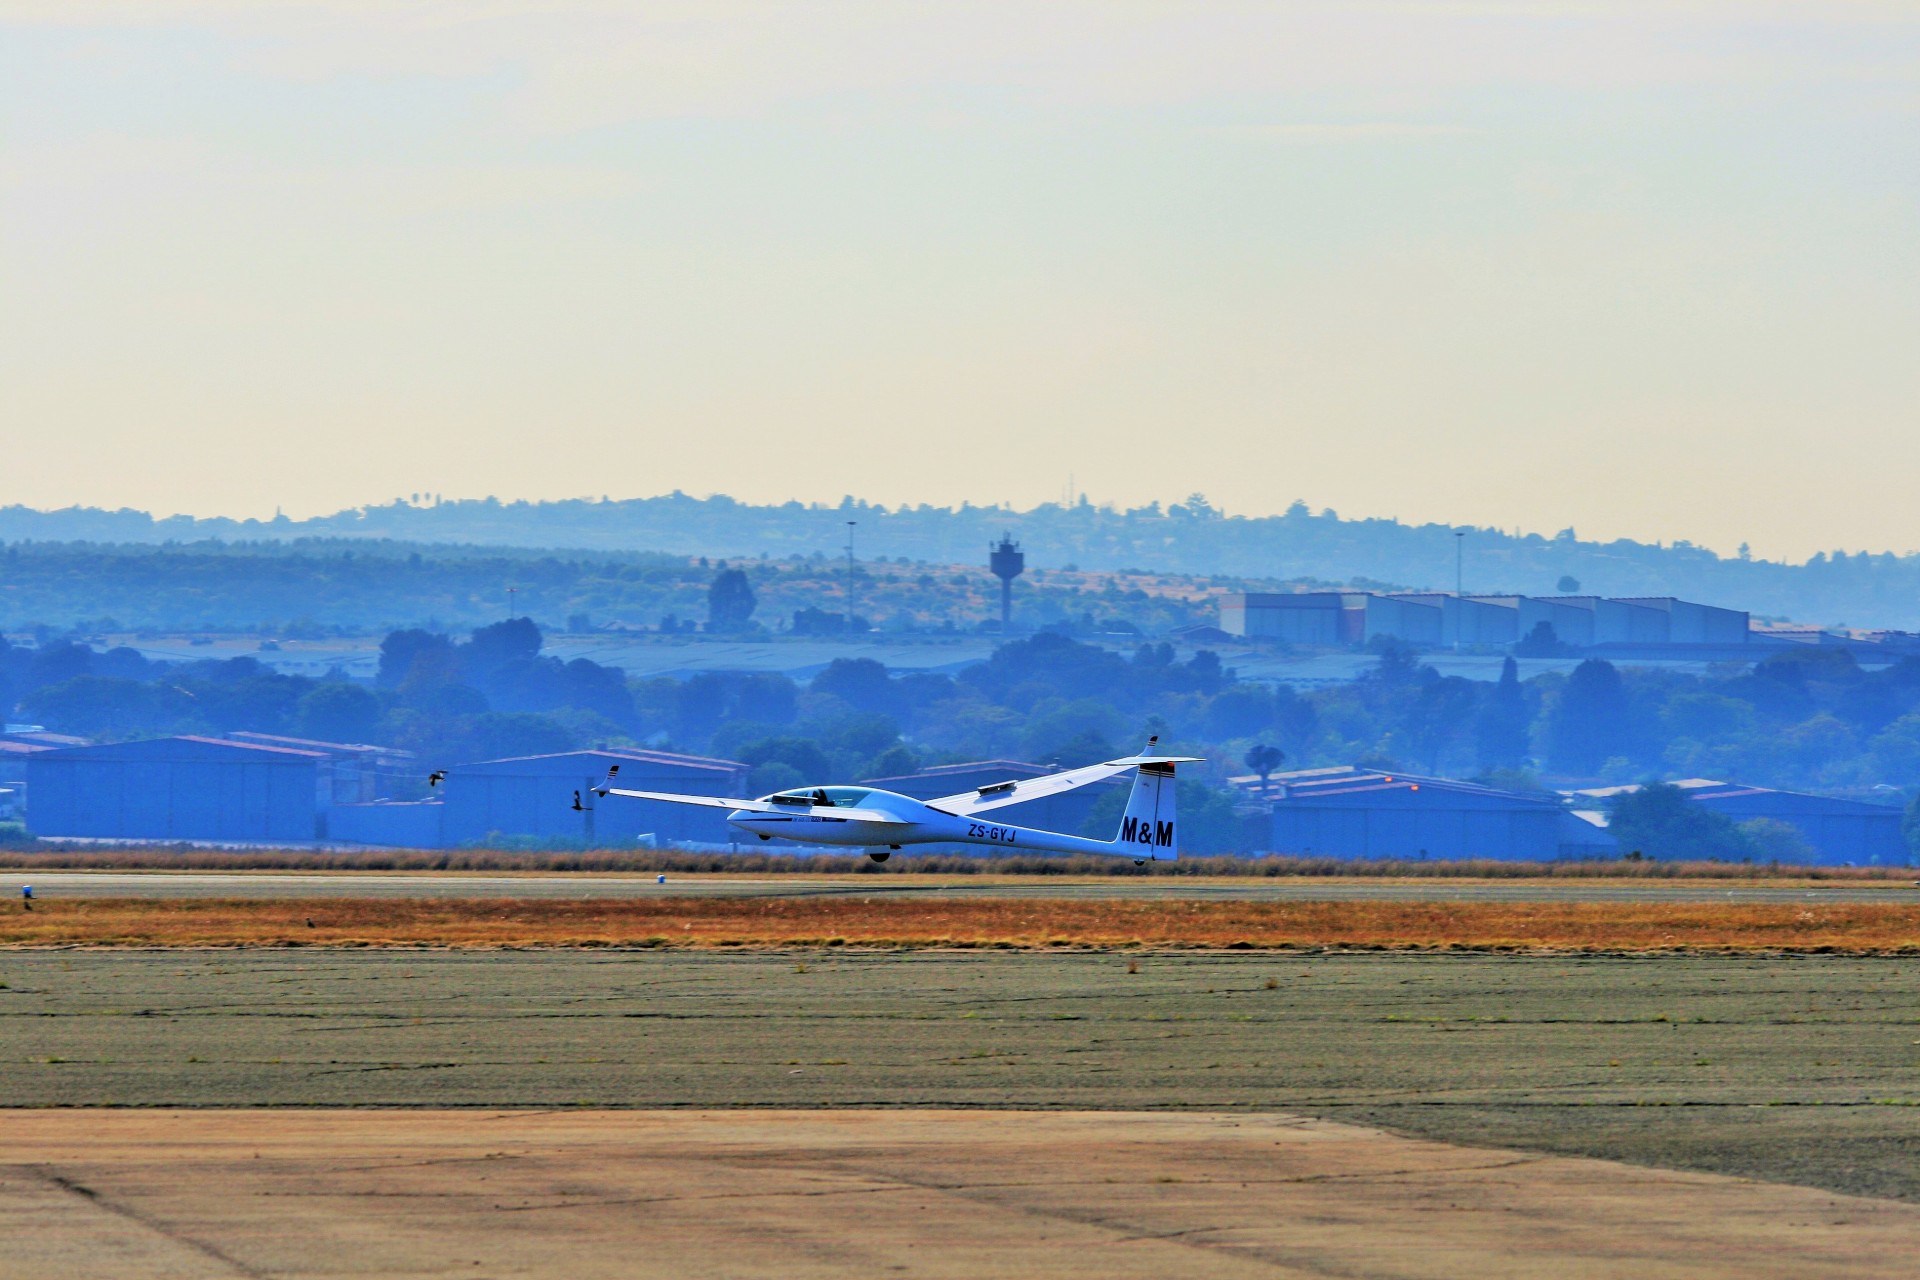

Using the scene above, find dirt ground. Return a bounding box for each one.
[7,869,1919,902]
[5,1109,1919,1280]
[9,894,1920,949]
[6,949,1920,1203]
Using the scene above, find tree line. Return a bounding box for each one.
[6,624,1917,857]
[0,541,1217,636]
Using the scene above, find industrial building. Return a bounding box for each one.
[1568,779,1908,866]
[1219,591,1750,650]
[430,749,749,848]
[860,760,1121,841]
[1219,593,1357,645]
[27,736,330,843]
[221,731,415,803]
[0,739,46,788]
[1459,595,1599,646]
[23,735,751,850]
[329,748,752,849]
[1254,766,1617,861]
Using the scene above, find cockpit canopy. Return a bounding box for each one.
[764,787,871,808]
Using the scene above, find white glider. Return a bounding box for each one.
[595,738,1200,863]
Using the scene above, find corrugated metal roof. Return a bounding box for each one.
[224,731,415,758]
[454,748,745,775]
[1263,766,1562,808]
[30,735,328,761]
[1564,778,1900,816]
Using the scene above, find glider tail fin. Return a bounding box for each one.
[1113,760,1179,861]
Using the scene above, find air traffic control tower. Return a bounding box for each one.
[989,534,1024,632]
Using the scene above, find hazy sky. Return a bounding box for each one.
[3,3,1916,560]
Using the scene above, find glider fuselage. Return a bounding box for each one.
[726,786,1120,857]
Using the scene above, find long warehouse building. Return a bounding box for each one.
[1220,591,1748,649]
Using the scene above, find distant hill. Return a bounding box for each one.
[0,540,1240,636]
[2,494,1915,629]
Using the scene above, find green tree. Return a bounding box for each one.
[464,618,542,676]
[1474,657,1530,769]
[18,676,195,739]
[1244,744,1285,797]
[1514,621,1569,657]
[1607,783,1751,861]
[864,743,921,779]
[1406,675,1478,771]
[1556,575,1581,593]
[1546,659,1630,776]
[810,658,895,716]
[296,683,381,744]
[446,712,579,762]
[747,760,806,796]
[737,737,833,782]
[1205,686,1274,740]
[707,568,757,633]
[1736,818,1815,863]
[378,629,453,686]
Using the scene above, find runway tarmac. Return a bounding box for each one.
[5,869,1914,903]
[6,1109,1916,1279]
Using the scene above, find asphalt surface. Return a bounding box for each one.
[10,1109,1917,1279]
[3,869,1916,903]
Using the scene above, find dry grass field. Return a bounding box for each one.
[5,846,1918,877]
[8,949,1920,1200]
[7,895,1920,950]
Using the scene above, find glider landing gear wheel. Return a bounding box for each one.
[868,851,891,863]
[1133,859,1147,867]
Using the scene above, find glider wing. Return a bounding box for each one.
[929,753,1202,818]
[601,788,910,825]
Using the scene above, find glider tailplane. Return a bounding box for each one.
[1114,761,1178,861]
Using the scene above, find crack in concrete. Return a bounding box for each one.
[26,1165,269,1279]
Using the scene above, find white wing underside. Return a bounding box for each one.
[601,787,911,826]
[929,754,1202,818]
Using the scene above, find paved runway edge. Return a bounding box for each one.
[3,1109,1915,1280]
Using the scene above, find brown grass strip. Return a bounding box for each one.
[3,847,1917,878]
[4,898,1920,952]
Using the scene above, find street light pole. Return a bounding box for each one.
[1453,530,1465,652]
